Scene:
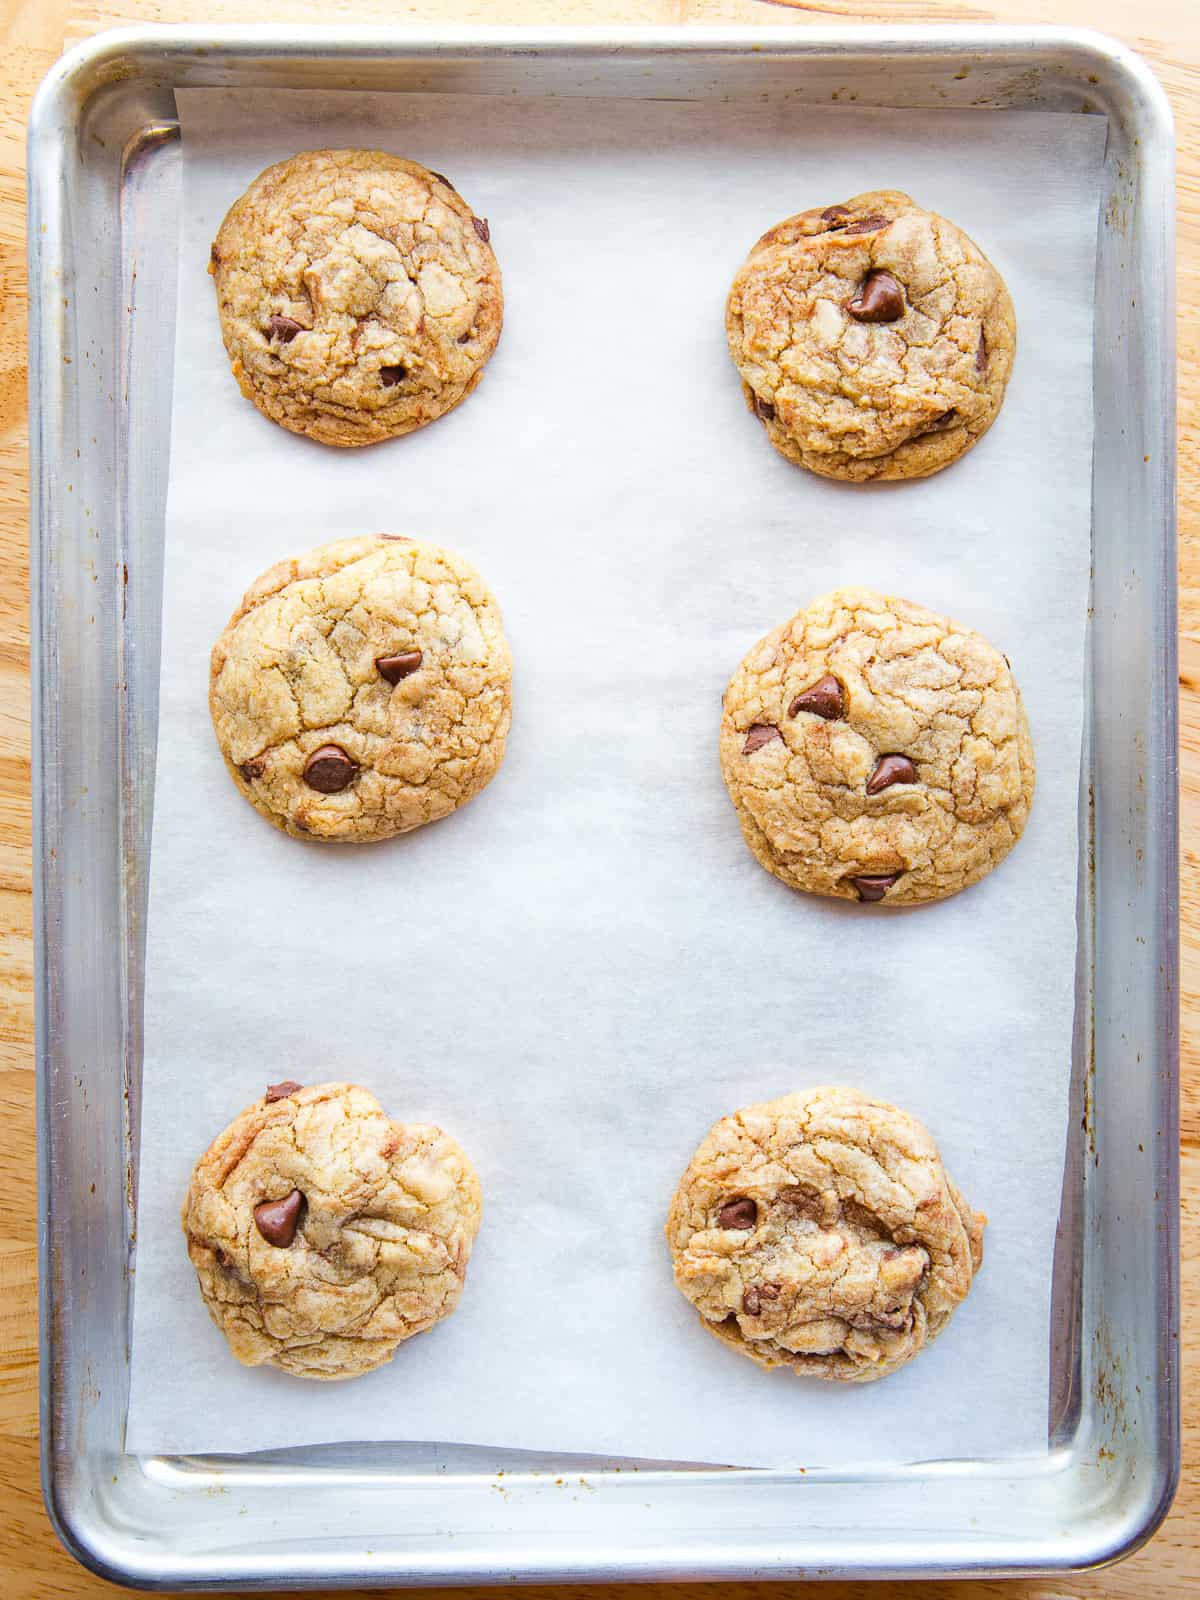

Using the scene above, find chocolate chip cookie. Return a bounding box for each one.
[210,534,512,842]
[210,149,503,447]
[183,1081,482,1380]
[720,588,1034,905]
[667,1087,985,1383]
[726,191,1016,481]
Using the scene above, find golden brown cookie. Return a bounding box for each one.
[726,191,1016,481]
[720,588,1034,905]
[210,534,512,843]
[182,1081,482,1380]
[667,1087,985,1383]
[210,149,503,446]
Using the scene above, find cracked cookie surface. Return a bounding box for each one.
[726,191,1016,481]
[210,149,503,447]
[182,1082,482,1380]
[667,1087,985,1383]
[720,588,1034,905]
[210,534,512,842]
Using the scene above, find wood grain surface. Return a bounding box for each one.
[0,0,1194,1594]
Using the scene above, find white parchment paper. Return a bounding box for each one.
[125,88,1106,1465]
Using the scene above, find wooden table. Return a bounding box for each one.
[0,0,1194,1595]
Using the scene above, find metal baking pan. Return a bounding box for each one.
[29,23,1177,1588]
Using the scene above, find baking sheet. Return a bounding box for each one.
[125,88,1105,1466]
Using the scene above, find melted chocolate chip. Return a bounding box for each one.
[976,330,988,374]
[788,675,844,721]
[303,745,358,793]
[472,216,491,244]
[842,214,890,236]
[754,395,776,422]
[254,1189,305,1248]
[457,330,473,344]
[857,1307,913,1332]
[847,270,904,324]
[428,170,457,191]
[840,1198,882,1235]
[850,873,901,903]
[265,1080,302,1103]
[379,364,407,387]
[376,649,423,684]
[215,1248,230,1268]
[866,754,917,795]
[924,408,958,432]
[742,723,782,755]
[266,315,303,344]
[758,1282,780,1301]
[239,758,266,781]
[719,1198,758,1231]
[780,1186,826,1223]
[821,205,853,226]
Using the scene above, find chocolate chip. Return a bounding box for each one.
[457,330,473,344]
[866,754,917,794]
[883,1303,914,1328]
[821,205,852,225]
[841,214,890,236]
[209,243,221,269]
[265,1080,302,1103]
[850,873,901,903]
[742,723,782,755]
[472,216,491,244]
[847,270,904,324]
[781,1186,825,1223]
[841,1198,883,1235]
[376,649,423,683]
[857,1307,912,1332]
[742,1283,781,1316]
[754,395,776,421]
[380,364,406,387]
[239,758,266,781]
[215,1249,230,1268]
[788,675,844,721]
[266,315,303,344]
[718,1198,758,1230]
[303,744,358,793]
[254,1190,304,1248]
[976,330,988,374]
[925,408,958,432]
[428,170,457,191]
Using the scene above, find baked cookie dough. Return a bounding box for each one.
[726,191,1016,481]
[182,1081,482,1380]
[666,1087,985,1383]
[210,534,512,843]
[210,149,503,446]
[720,587,1034,905]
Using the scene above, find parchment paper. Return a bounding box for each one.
[125,88,1106,1465]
